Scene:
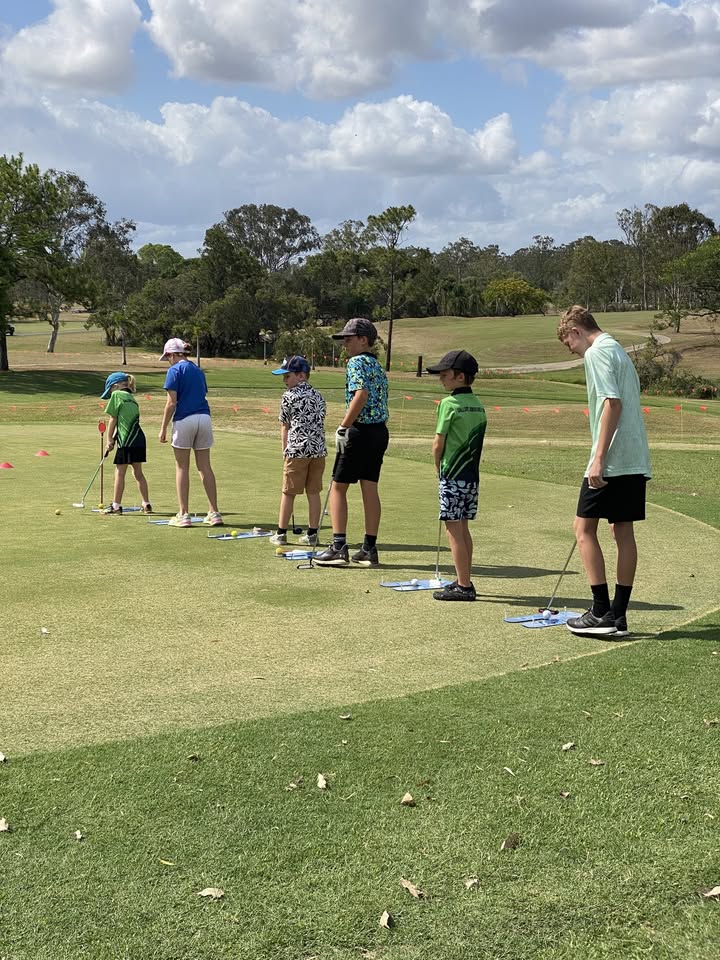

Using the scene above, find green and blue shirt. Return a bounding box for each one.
[436,387,487,481]
[346,353,389,424]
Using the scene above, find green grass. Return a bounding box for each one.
[1,624,719,960]
[2,324,719,959]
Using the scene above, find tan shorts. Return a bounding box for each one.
[283,457,325,496]
[172,413,214,450]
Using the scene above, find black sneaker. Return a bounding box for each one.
[351,546,379,567]
[313,543,350,567]
[100,504,122,515]
[433,582,476,602]
[566,609,618,635]
[613,615,629,637]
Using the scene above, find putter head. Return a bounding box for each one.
[428,578,443,589]
[72,502,85,508]
[292,526,303,534]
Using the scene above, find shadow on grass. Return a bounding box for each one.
[0,369,109,396]
[656,622,720,643]
[478,592,685,613]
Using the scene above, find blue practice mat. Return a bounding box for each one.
[380,579,452,592]
[208,530,272,540]
[504,611,581,629]
[92,506,143,513]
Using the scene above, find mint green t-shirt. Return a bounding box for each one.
[104,389,142,447]
[583,333,651,478]
[435,388,487,481]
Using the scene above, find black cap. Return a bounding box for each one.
[331,317,377,345]
[426,349,479,376]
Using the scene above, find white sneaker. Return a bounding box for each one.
[298,532,318,546]
[203,511,223,527]
[168,512,192,528]
[269,532,288,545]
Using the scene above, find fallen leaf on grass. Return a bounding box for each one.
[400,877,425,899]
[187,753,202,762]
[73,830,84,841]
[503,767,515,776]
[464,877,480,890]
[339,713,353,721]
[0,752,7,763]
[0,818,10,832]
[701,886,720,899]
[379,910,394,929]
[40,627,50,635]
[317,773,329,790]
[552,656,561,663]
[559,791,572,800]
[561,742,576,752]
[500,833,521,851]
[588,758,605,767]
[521,662,529,670]
[400,792,416,807]
[703,718,719,727]
[582,710,592,719]
[197,887,224,900]
[159,859,176,866]
[285,777,304,791]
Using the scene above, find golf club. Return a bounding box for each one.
[72,449,111,508]
[296,480,332,570]
[542,539,577,613]
[428,517,443,588]
[291,511,303,535]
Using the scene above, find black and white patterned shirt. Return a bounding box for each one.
[279,381,327,458]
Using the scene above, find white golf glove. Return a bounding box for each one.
[335,426,349,454]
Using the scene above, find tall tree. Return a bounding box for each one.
[137,243,185,278]
[364,204,416,370]
[0,154,62,371]
[617,205,656,310]
[220,204,320,272]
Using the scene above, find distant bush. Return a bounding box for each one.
[632,336,718,398]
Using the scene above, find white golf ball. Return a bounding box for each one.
[410,578,419,586]
[542,609,552,619]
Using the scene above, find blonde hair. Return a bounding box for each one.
[557,305,600,341]
[113,374,136,393]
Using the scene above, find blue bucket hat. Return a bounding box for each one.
[271,355,311,376]
[101,371,130,400]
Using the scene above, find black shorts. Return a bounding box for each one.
[114,443,147,465]
[576,474,648,523]
[333,422,389,484]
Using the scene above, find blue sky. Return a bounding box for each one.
[1,1,719,257]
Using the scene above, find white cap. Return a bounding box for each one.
[160,338,191,360]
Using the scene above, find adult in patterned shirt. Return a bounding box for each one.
[315,318,389,568]
[268,355,327,547]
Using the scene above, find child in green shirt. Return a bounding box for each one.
[100,372,152,515]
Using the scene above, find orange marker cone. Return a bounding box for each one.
[35,450,50,457]
[0,462,13,469]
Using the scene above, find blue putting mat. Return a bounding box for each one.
[380,579,452,592]
[208,530,272,540]
[504,611,581,629]
[92,506,143,513]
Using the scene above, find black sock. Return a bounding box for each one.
[307,528,318,536]
[363,534,377,550]
[277,527,287,535]
[612,583,633,618]
[591,583,611,617]
[333,533,347,548]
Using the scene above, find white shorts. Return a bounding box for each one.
[172,414,214,450]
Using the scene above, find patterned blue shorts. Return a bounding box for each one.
[439,478,479,521]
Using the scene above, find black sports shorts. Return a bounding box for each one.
[114,443,147,465]
[333,422,389,484]
[576,474,648,523]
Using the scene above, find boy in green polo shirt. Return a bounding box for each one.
[557,306,652,637]
[426,350,487,601]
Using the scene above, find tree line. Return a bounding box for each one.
[2,153,719,373]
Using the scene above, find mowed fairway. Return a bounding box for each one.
[1,422,718,756]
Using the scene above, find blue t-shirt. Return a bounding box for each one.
[163,360,211,421]
[345,353,389,424]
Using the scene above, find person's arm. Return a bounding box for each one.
[341,388,368,428]
[105,416,118,454]
[433,433,446,475]
[281,422,289,454]
[159,390,177,443]
[588,397,622,487]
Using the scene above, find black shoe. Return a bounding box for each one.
[100,504,122,515]
[313,543,350,567]
[433,582,476,602]
[613,615,629,637]
[566,609,618,635]
[351,546,379,567]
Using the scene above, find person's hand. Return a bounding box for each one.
[587,456,607,489]
[335,426,349,454]
[104,439,115,456]
[159,429,167,444]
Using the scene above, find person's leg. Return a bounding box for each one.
[113,464,128,505]
[173,447,192,514]
[194,448,219,514]
[329,482,349,540]
[610,521,636,627]
[446,520,472,587]
[130,463,150,503]
[573,515,611,614]
[306,491,321,529]
[359,479,381,537]
[278,492,295,530]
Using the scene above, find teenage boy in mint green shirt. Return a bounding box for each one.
[557,306,651,638]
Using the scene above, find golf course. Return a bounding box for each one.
[1,313,719,960]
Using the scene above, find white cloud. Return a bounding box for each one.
[2,0,141,95]
[304,96,516,175]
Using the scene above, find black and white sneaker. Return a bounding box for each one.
[433,582,476,602]
[313,543,350,566]
[351,546,379,567]
[613,615,629,637]
[566,609,618,635]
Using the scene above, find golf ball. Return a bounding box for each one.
[542,609,552,619]
[410,578,419,586]
[55,509,61,515]
[230,530,238,537]
[275,546,285,555]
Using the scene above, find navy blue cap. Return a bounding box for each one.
[271,355,311,376]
